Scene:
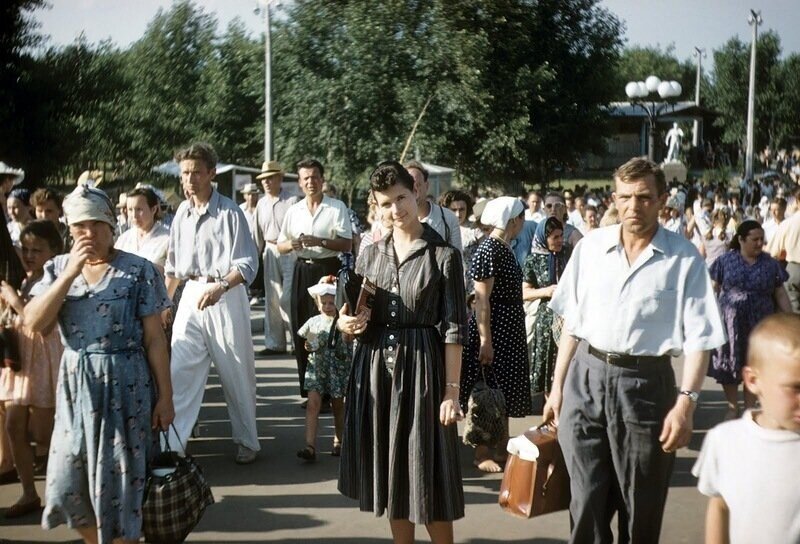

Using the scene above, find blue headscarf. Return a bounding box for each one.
[532,216,566,285]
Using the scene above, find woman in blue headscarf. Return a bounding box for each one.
[522,216,572,402]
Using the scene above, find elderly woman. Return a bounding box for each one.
[338,161,466,544]
[459,197,530,473]
[708,220,792,419]
[439,190,484,294]
[24,185,173,544]
[114,186,170,272]
[522,217,572,400]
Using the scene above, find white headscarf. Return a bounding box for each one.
[62,185,116,227]
[307,283,337,298]
[480,196,524,230]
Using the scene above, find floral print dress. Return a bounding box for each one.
[38,251,170,543]
[298,313,352,398]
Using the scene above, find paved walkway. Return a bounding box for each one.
[0,313,729,543]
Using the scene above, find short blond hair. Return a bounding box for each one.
[613,157,667,196]
[748,313,800,369]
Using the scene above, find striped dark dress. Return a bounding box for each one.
[338,225,467,523]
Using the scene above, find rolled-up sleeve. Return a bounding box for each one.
[230,207,259,285]
[681,256,726,353]
[334,202,353,240]
[439,247,467,344]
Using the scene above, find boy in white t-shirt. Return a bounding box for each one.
[692,313,800,544]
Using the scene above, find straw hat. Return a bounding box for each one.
[240,182,262,195]
[0,162,25,186]
[255,160,283,180]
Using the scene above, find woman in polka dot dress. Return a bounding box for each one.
[459,197,531,473]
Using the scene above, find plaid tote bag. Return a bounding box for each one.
[143,428,215,543]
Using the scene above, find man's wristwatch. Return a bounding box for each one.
[679,390,699,403]
[219,279,230,292]
[321,239,328,248]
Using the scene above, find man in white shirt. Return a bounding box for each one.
[762,196,786,246]
[164,142,260,464]
[253,161,299,354]
[544,157,726,544]
[525,190,545,222]
[239,182,263,305]
[278,159,352,400]
[404,160,462,251]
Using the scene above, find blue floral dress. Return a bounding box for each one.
[39,251,170,543]
[298,314,352,398]
[708,251,788,384]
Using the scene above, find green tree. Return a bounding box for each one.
[708,31,784,154]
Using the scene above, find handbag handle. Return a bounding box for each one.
[160,423,187,454]
[480,364,500,387]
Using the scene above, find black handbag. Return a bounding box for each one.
[142,427,215,544]
[463,366,508,448]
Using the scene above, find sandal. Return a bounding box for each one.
[331,443,341,457]
[296,445,316,462]
[5,497,41,519]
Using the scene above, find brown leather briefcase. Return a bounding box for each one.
[498,423,571,518]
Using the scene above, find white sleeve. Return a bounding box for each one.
[692,428,722,497]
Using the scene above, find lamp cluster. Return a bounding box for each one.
[625,76,682,100]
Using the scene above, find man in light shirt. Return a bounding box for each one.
[525,190,545,222]
[164,142,260,464]
[253,161,299,354]
[404,160,462,251]
[767,187,800,312]
[278,159,352,400]
[543,157,726,544]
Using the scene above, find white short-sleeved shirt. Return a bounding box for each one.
[549,224,726,356]
[278,196,352,260]
[420,203,462,252]
[115,223,170,269]
[692,410,800,544]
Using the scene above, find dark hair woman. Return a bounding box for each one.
[338,160,467,544]
[522,217,572,400]
[708,219,792,419]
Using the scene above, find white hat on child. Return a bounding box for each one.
[307,284,337,298]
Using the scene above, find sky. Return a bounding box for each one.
[32,0,800,71]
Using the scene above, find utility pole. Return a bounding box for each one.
[255,1,275,162]
[692,47,705,148]
[745,9,762,182]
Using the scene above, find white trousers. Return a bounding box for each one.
[262,243,295,351]
[168,280,259,454]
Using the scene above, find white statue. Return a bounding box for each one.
[665,122,684,163]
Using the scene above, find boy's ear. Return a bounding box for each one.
[742,365,761,397]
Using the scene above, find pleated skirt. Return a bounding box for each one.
[338,327,464,524]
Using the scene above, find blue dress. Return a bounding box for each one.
[39,251,170,543]
[708,251,788,384]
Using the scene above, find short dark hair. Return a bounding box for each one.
[613,157,667,196]
[20,219,63,254]
[730,219,762,252]
[772,197,787,211]
[31,188,63,211]
[296,158,325,177]
[174,142,218,171]
[403,160,428,181]
[369,161,415,192]
[439,190,474,218]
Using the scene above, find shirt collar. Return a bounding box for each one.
[601,223,668,255]
[185,189,220,218]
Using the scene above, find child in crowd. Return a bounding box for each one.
[296,278,352,462]
[693,313,800,544]
[0,220,64,517]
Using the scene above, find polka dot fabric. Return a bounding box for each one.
[459,237,531,417]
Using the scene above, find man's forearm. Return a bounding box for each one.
[551,332,580,393]
[680,350,710,393]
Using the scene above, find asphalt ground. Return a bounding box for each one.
[0,309,729,543]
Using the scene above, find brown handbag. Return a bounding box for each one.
[498,423,571,518]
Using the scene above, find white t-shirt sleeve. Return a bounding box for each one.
[692,427,722,497]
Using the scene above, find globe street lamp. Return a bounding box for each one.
[625,75,683,162]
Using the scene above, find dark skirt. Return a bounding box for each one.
[291,257,341,396]
[338,326,465,524]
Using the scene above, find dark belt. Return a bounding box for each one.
[186,275,219,283]
[588,345,669,367]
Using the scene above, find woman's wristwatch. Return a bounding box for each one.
[679,390,699,403]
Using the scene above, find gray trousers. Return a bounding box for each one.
[784,262,800,314]
[559,343,676,544]
[262,243,295,351]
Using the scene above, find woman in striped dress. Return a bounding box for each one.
[338,161,467,544]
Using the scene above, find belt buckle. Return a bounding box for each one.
[605,352,622,365]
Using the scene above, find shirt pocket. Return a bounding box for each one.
[634,288,677,323]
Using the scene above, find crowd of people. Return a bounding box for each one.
[0,150,799,544]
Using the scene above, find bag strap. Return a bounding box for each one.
[160,423,187,454]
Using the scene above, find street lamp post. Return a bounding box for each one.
[745,9,762,182]
[692,47,706,148]
[255,1,279,162]
[625,76,683,162]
